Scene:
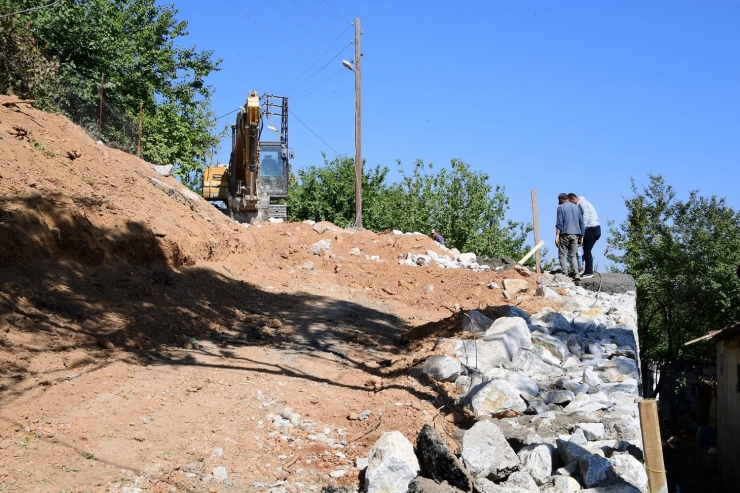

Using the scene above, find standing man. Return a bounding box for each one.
[555,193,584,279]
[568,193,600,279]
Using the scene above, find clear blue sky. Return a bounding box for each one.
[165,0,740,270]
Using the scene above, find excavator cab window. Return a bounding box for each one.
[260,150,282,177]
[258,143,289,197]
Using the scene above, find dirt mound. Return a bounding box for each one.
[0,98,558,491]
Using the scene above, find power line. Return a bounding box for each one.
[216,108,240,120]
[292,67,344,102]
[310,0,351,24]
[290,0,340,35]
[224,0,313,57]
[0,0,62,19]
[280,41,351,95]
[276,24,351,94]
[289,109,340,156]
[263,0,330,44]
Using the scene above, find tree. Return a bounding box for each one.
[287,154,395,230]
[606,174,740,397]
[0,10,59,105]
[13,0,221,186]
[288,156,532,260]
[387,159,532,260]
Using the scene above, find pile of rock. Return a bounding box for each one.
[360,273,646,493]
[398,250,492,273]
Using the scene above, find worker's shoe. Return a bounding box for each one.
[582,273,594,279]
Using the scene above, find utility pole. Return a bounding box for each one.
[353,17,362,229]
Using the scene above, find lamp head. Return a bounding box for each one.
[342,59,354,71]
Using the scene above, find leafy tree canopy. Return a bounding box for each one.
[5,0,221,187]
[606,174,740,395]
[288,155,532,260]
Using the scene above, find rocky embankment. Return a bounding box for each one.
[361,272,645,493]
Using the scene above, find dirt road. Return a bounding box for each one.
[0,96,554,492]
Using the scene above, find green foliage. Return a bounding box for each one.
[288,156,532,260]
[12,0,221,187]
[0,11,60,104]
[387,159,532,259]
[607,174,740,393]
[287,154,394,230]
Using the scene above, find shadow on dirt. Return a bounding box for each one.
[0,194,411,398]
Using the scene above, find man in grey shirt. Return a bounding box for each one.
[555,193,585,279]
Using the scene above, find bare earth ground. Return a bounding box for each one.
[0,97,558,492]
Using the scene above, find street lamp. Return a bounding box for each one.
[342,18,362,229]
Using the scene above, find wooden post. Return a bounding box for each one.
[354,17,363,229]
[531,190,541,273]
[639,399,668,493]
[138,102,143,158]
[98,73,104,141]
[518,240,545,265]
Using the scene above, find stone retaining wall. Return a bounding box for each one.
[362,272,644,493]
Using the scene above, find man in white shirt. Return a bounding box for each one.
[568,193,601,279]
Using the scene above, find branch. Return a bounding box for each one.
[0,0,63,19]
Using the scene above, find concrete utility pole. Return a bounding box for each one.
[353,17,362,229]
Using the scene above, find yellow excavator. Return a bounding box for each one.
[202,91,293,222]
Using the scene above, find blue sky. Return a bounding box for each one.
[166,0,740,269]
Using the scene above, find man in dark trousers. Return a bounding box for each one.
[555,193,584,279]
[568,193,601,279]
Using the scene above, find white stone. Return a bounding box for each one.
[436,338,508,373]
[584,366,602,386]
[531,332,570,364]
[598,357,640,382]
[503,278,529,293]
[153,164,174,176]
[483,367,539,396]
[468,379,528,417]
[549,476,581,493]
[310,239,332,255]
[563,391,613,414]
[535,285,564,301]
[212,466,228,481]
[365,431,420,493]
[421,355,464,382]
[610,453,648,492]
[517,443,554,485]
[458,252,477,265]
[483,317,533,360]
[462,420,519,480]
[576,423,605,441]
[506,349,564,382]
[505,471,539,492]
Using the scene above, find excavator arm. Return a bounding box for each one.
[229,91,261,201]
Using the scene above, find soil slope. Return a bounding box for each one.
[0,97,557,492]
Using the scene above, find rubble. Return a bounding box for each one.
[398,249,507,273]
[359,272,643,492]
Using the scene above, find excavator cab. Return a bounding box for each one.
[256,142,290,220]
[201,91,293,222]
